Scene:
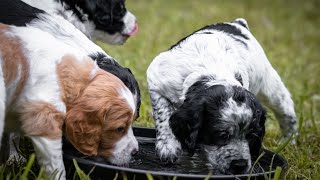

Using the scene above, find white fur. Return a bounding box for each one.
[0,19,135,178]
[30,137,65,180]
[155,122,182,162]
[147,18,297,162]
[120,87,136,114]
[93,11,137,45]
[203,140,252,173]
[22,0,94,37]
[7,26,82,113]
[122,12,137,36]
[1,26,86,179]
[109,127,138,165]
[221,98,253,125]
[28,14,105,56]
[21,0,58,13]
[0,59,5,145]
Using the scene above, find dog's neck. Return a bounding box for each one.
[21,0,94,37]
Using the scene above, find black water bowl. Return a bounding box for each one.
[63,126,288,180]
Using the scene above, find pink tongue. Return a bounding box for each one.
[127,23,138,36]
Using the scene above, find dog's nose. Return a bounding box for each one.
[229,159,248,174]
[131,148,138,156]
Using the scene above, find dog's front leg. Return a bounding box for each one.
[30,136,66,180]
[150,91,182,163]
[259,69,298,143]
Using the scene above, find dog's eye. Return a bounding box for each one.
[220,133,230,140]
[96,15,111,25]
[116,127,125,133]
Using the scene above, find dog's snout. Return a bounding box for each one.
[131,148,138,156]
[229,159,248,174]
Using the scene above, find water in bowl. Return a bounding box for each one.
[130,142,212,174]
[66,138,266,175]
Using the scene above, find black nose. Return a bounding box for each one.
[131,148,138,156]
[229,159,248,174]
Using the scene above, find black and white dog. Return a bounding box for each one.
[147,18,297,174]
[19,0,138,45]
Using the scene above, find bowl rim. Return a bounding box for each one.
[63,126,288,179]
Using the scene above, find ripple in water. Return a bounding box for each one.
[129,143,211,174]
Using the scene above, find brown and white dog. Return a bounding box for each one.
[0,21,138,179]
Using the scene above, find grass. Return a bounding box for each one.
[98,0,320,179]
[1,0,319,179]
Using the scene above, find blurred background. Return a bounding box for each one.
[97,0,320,178]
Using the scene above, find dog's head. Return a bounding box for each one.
[89,52,141,120]
[65,70,138,166]
[170,82,266,174]
[61,0,138,44]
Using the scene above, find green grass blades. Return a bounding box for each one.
[20,154,35,180]
[273,167,282,180]
[72,159,91,180]
[1,0,319,179]
[114,0,319,179]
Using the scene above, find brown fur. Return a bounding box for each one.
[57,56,134,157]
[57,55,94,106]
[19,101,65,139]
[0,23,29,107]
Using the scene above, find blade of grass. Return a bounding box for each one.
[146,173,154,180]
[0,165,5,180]
[204,171,212,180]
[265,134,293,180]
[310,98,318,131]
[273,167,282,180]
[122,173,128,180]
[247,151,265,180]
[86,165,95,177]
[35,167,44,180]
[6,174,12,180]
[297,95,305,134]
[73,159,90,180]
[20,153,35,180]
[258,162,268,180]
[113,172,118,180]
[275,133,293,154]
[268,154,276,180]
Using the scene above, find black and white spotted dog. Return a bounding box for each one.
[147,18,297,174]
[19,0,138,45]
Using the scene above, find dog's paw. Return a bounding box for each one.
[156,138,182,163]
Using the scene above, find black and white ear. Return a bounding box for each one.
[247,100,267,159]
[169,97,206,155]
[233,18,250,30]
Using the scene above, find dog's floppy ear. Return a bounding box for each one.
[169,97,206,155]
[64,74,111,156]
[247,101,266,159]
[65,107,102,156]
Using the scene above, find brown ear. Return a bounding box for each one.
[65,107,101,156]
